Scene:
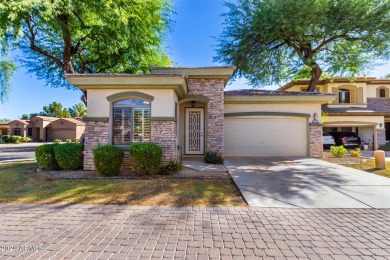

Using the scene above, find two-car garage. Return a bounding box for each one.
[224,117,308,156]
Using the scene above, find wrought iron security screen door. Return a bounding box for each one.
[185,108,205,154]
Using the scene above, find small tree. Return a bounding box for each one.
[216,0,390,91]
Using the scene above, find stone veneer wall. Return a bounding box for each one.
[377,129,386,147]
[187,79,225,155]
[151,120,177,163]
[367,98,390,111]
[309,124,323,158]
[84,121,109,170]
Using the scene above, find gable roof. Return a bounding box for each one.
[56,118,85,126]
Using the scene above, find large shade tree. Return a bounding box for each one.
[216,0,390,91]
[0,0,173,103]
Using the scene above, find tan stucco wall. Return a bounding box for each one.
[224,103,322,123]
[366,84,390,98]
[87,89,177,118]
[325,115,384,129]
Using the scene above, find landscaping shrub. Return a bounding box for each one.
[20,137,31,143]
[66,139,72,143]
[159,160,183,175]
[10,135,22,144]
[1,135,10,143]
[350,148,362,157]
[130,143,163,175]
[35,144,60,170]
[93,145,124,176]
[204,151,224,164]
[54,143,84,170]
[74,138,80,144]
[330,145,348,158]
[54,139,62,144]
[379,143,390,151]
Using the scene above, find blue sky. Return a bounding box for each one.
[0,0,389,119]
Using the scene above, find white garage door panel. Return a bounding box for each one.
[224,118,307,156]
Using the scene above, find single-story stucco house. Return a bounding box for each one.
[0,121,10,135]
[66,67,335,171]
[7,116,85,142]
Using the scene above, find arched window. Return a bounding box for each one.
[112,99,151,145]
[379,88,386,98]
[339,89,351,103]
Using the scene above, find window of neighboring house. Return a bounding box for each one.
[112,99,151,145]
[300,87,319,92]
[339,89,351,103]
[13,128,21,136]
[379,88,386,98]
[27,127,33,136]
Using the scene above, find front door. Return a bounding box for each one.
[185,108,205,154]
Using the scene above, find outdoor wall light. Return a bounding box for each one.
[312,113,319,123]
[191,101,196,108]
[379,123,383,127]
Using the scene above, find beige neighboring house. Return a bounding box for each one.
[279,77,390,149]
[0,121,10,135]
[8,116,85,142]
[66,67,334,171]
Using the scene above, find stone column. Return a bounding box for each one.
[309,123,323,158]
[377,129,386,147]
[83,121,109,170]
[151,120,177,163]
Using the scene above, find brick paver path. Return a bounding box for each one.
[1,204,390,259]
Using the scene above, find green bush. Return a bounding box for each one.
[350,148,362,157]
[54,143,84,170]
[330,145,348,158]
[10,135,22,144]
[1,135,10,143]
[159,160,183,175]
[93,145,124,176]
[20,137,32,143]
[204,151,224,164]
[35,144,60,170]
[54,139,62,144]
[74,138,80,144]
[130,143,163,175]
[379,143,390,151]
[66,139,72,143]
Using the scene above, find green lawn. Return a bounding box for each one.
[344,159,390,178]
[0,162,245,206]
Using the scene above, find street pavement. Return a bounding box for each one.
[225,157,390,208]
[0,203,390,259]
[0,143,43,163]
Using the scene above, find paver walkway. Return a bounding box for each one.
[1,203,390,259]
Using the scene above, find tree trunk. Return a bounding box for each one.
[306,65,322,92]
[80,90,87,106]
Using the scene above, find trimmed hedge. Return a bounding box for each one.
[54,143,84,170]
[93,145,124,176]
[1,135,10,143]
[35,144,60,170]
[10,135,22,144]
[130,143,162,175]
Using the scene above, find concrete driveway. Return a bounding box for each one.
[225,157,390,208]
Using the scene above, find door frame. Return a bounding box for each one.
[185,107,205,155]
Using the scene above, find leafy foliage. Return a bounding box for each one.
[130,143,163,175]
[379,143,390,151]
[204,151,224,164]
[10,135,22,144]
[54,143,84,170]
[43,102,71,118]
[54,139,62,144]
[35,144,60,170]
[1,135,10,143]
[69,103,87,118]
[330,145,348,158]
[93,145,124,176]
[350,148,362,157]
[0,59,17,103]
[0,0,173,102]
[159,160,183,175]
[216,0,390,90]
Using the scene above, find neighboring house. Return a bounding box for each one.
[8,116,85,142]
[0,121,10,135]
[279,78,390,149]
[66,67,334,171]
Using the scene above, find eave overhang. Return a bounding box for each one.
[224,95,335,104]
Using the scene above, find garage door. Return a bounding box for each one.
[224,118,308,156]
[51,129,76,141]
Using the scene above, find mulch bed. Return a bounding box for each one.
[39,167,230,180]
[320,152,367,165]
